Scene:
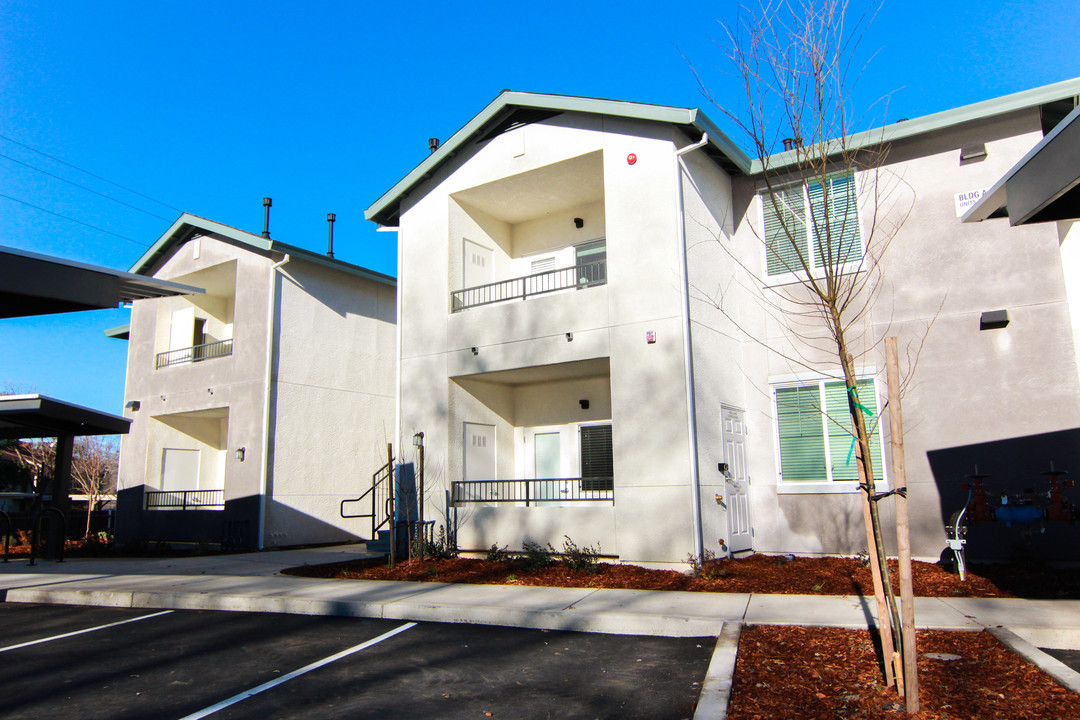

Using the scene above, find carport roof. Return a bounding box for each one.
[0,244,203,318]
[0,394,130,439]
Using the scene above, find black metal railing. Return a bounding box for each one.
[450,478,614,506]
[451,259,606,312]
[156,338,234,369]
[145,489,225,510]
[340,458,395,539]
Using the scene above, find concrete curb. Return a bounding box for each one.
[693,621,741,720]
[988,627,1080,695]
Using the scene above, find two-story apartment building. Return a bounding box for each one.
[115,214,396,550]
[367,80,1080,567]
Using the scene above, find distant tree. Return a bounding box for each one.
[71,436,119,539]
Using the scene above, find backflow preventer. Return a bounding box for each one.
[946,463,1077,580]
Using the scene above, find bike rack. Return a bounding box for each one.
[29,507,66,566]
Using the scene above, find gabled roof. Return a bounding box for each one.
[0,244,203,319]
[366,81,1080,226]
[962,101,1080,225]
[364,90,754,227]
[131,213,396,287]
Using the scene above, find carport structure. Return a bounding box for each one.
[1,243,203,556]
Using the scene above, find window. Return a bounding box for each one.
[774,378,884,487]
[762,173,861,277]
[575,238,606,287]
[579,423,613,491]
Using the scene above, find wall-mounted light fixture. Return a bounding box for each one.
[980,309,1010,330]
[235,447,246,462]
[207,388,214,395]
[471,346,479,356]
[566,332,573,342]
[125,400,140,411]
[574,217,584,229]
[960,144,988,163]
[412,431,425,448]
[579,399,590,410]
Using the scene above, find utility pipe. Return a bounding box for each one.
[258,253,290,550]
[674,133,710,561]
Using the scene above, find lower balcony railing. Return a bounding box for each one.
[451,259,606,312]
[156,338,234,369]
[450,478,614,506]
[145,489,225,510]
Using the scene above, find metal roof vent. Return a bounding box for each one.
[261,197,272,239]
[429,138,440,153]
[326,213,336,258]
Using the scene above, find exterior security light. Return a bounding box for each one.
[574,217,584,228]
[236,447,246,462]
[579,399,590,410]
[413,431,425,447]
[125,400,140,411]
[471,347,478,355]
[980,310,1009,330]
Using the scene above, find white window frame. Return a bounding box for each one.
[758,171,865,285]
[771,372,888,495]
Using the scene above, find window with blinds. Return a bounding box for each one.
[579,423,613,491]
[774,378,884,484]
[762,172,861,277]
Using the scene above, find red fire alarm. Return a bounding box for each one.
[627,153,637,165]
[646,330,656,344]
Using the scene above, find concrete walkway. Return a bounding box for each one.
[1,544,1078,645]
[3,545,1079,718]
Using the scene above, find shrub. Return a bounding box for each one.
[560,535,601,573]
[687,549,727,580]
[415,524,458,560]
[521,540,555,571]
[486,543,510,563]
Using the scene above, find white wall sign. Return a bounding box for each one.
[955,188,989,217]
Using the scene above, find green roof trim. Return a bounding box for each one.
[130,213,396,287]
[364,90,754,227]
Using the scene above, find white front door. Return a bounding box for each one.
[524,426,570,504]
[722,406,753,554]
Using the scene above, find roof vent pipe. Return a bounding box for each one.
[428,138,440,153]
[782,138,794,151]
[261,197,272,239]
[326,213,336,258]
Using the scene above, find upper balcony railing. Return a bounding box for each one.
[156,338,234,369]
[451,259,606,312]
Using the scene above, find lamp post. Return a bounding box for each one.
[413,432,425,561]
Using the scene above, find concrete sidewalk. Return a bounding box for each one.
[2,544,1078,647]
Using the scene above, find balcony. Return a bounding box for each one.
[156,338,234,369]
[450,477,614,506]
[145,488,225,510]
[451,259,606,312]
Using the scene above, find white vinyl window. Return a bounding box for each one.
[773,377,886,491]
[761,172,862,278]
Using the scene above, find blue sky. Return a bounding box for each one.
[1,0,1078,413]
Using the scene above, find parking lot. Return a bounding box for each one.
[0,604,714,720]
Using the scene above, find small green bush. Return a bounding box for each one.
[687,549,727,579]
[560,535,601,573]
[521,540,555,570]
[486,543,510,563]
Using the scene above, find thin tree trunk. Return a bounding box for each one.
[887,337,920,711]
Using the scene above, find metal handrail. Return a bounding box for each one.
[340,458,395,539]
[451,477,614,506]
[156,338,234,369]
[451,259,606,312]
[145,489,225,510]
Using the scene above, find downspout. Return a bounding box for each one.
[675,133,709,561]
[259,252,290,550]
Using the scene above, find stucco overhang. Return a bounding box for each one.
[363,90,755,227]
[0,394,130,439]
[962,102,1080,225]
[131,213,396,287]
[0,244,204,319]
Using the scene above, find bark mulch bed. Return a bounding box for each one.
[727,625,1080,720]
[281,552,1080,599]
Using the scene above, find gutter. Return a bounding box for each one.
[674,134,710,561]
[258,253,290,550]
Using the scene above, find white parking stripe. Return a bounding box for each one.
[0,610,174,653]
[179,621,418,720]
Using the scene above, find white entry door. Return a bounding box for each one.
[721,406,753,554]
[463,423,495,481]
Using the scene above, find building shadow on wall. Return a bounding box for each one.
[927,428,1080,563]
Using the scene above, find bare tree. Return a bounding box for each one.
[71,436,119,539]
[693,0,930,695]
